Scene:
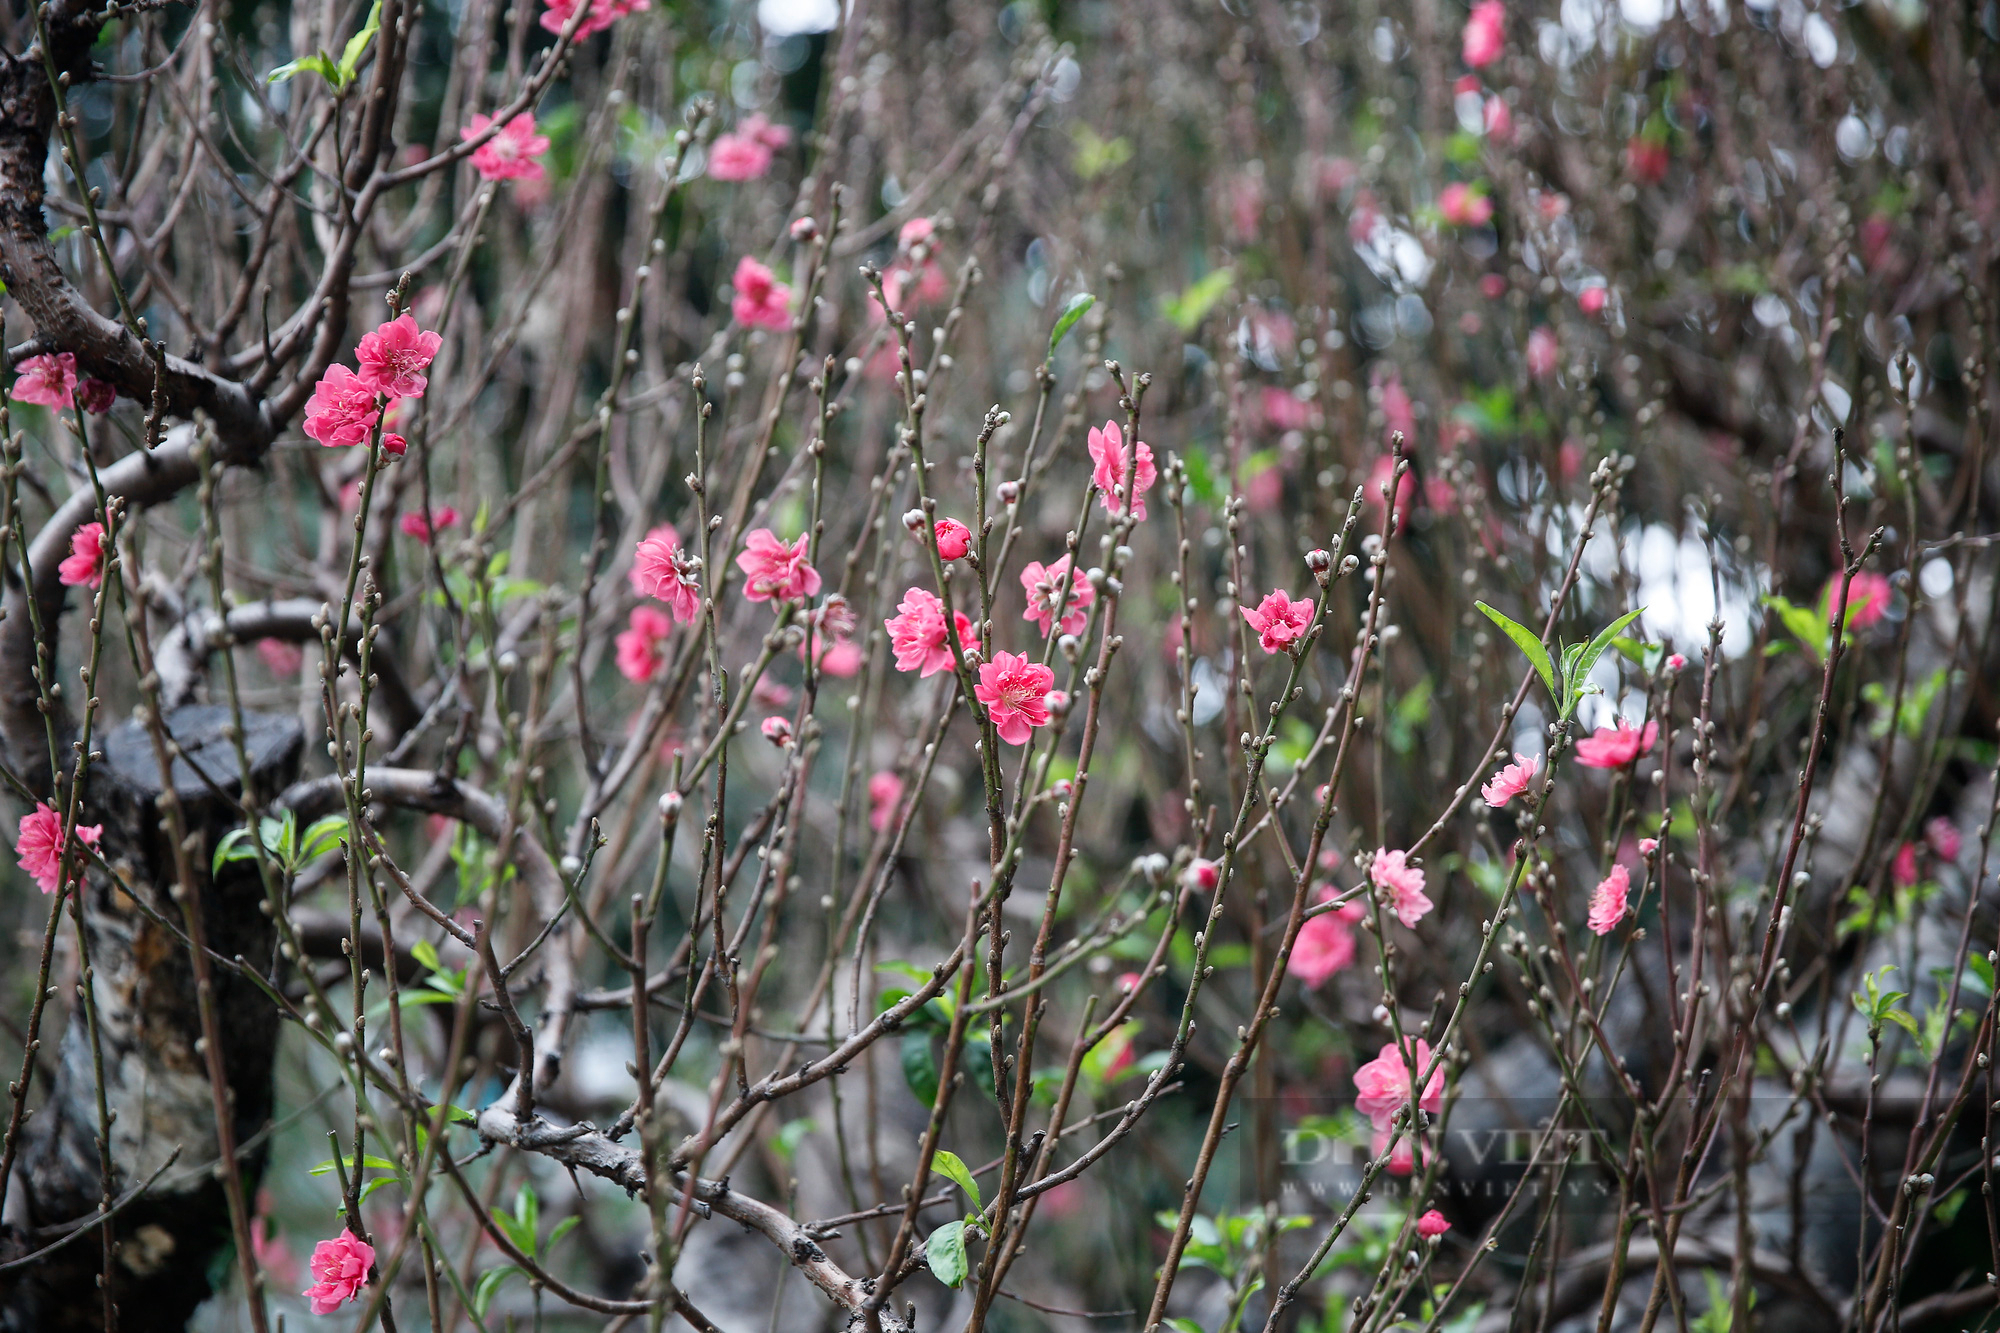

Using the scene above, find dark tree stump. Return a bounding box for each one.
[1,706,303,1333]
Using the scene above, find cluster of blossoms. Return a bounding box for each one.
[9,352,115,416]
[1353,1038,1445,1174]
[731,257,793,331]
[14,803,103,894]
[538,0,645,39]
[708,114,791,181]
[461,111,550,183]
[302,313,443,456]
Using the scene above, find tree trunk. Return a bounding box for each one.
[0,706,301,1333]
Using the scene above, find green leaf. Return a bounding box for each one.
[411,937,442,972]
[931,1149,981,1213]
[548,1216,580,1251]
[773,1117,816,1162]
[1764,593,1829,662]
[1161,269,1234,333]
[1167,1320,1207,1333]
[212,827,254,876]
[298,814,349,863]
[926,1219,969,1288]
[337,1,381,83]
[268,52,339,87]
[901,1030,940,1108]
[1569,607,1646,708]
[1475,601,1556,700]
[473,1266,520,1318]
[1049,292,1095,358]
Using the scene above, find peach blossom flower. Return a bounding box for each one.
[302,364,381,448]
[1826,570,1892,630]
[304,1229,375,1315]
[77,377,116,414]
[1354,1038,1443,1130]
[10,352,77,408]
[1371,848,1432,926]
[399,507,459,542]
[1892,842,1920,887]
[1020,557,1093,637]
[1578,284,1608,315]
[1587,864,1630,934]
[868,770,903,832]
[1184,859,1221,892]
[1480,752,1538,807]
[708,133,774,181]
[1242,590,1315,655]
[1438,183,1493,227]
[1462,0,1504,66]
[1637,837,1659,856]
[1575,719,1657,769]
[760,716,794,747]
[462,112,550,181]
[1625,136,1669,185]
[632,526,701,623]
[1927,818,1962,863]
[15,802,103,894]
[354,315,443,399]
[58,522,106,590]
[1416,1209,1451,1239]
[885,587,973,677]
[926,517,971,561]
[735,529,819,603]
[257,639,304,675]
[1289,892,1364,988]
[615,605,674,681]
[975,651,1055,745]
[1527,326,1558,379]
[730,256,792,330]
[1086,419,1157,521]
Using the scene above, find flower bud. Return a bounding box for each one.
[1184,858,1220,892]
[760,716,794,747]
[997,481,1021,506]
[1306,548,1332,583]
[903,508,928,533]
[659,791,684,821]
[789,216,819,242]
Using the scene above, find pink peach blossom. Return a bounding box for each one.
[1575,719,1657,769]
[1527,326,1558,379]
[1438,183,1493,227]
[1242,590,1315,655]
[1184,859,1221,892]
[615,605,674,682]
[1086,420,1157,522]
[302,364,381,448]
[885,587,973,677]
[926,517,971,561]
[303,1229,375,1315]
[1462,0,1505,66]
[257,638,304,676]
[15,802,103,894]
[730,256,793,331]
[1892,842,1919,888]
[975,651,1055,746]
[1587,863,1630,935]
[708,133,774,181]
[1578,285,1608,315]
[10,352,77,409]
[632,526,701,623]
[77,377,116,414]
[354,315,443,399]
[1371,848,1432,927]
[1826,570,1892,630]
[399,506,459,542]
[462,112,550,182]
[868,770,904,832]
[735,529,819,603]
[1927,818,1962,863]
[760,716,794,747]
[1638,837,1659,856]
[58,522,106,590]
[1480,752,1538,807]
[1354,1037,1444,1130]
[1020,557,1094,637]
[1416,1209,1451,1238]
[1289,892,1364,988]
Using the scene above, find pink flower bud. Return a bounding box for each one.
[1185,858,1221,892]
[760,716,794,747]
[789,216,819,242]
